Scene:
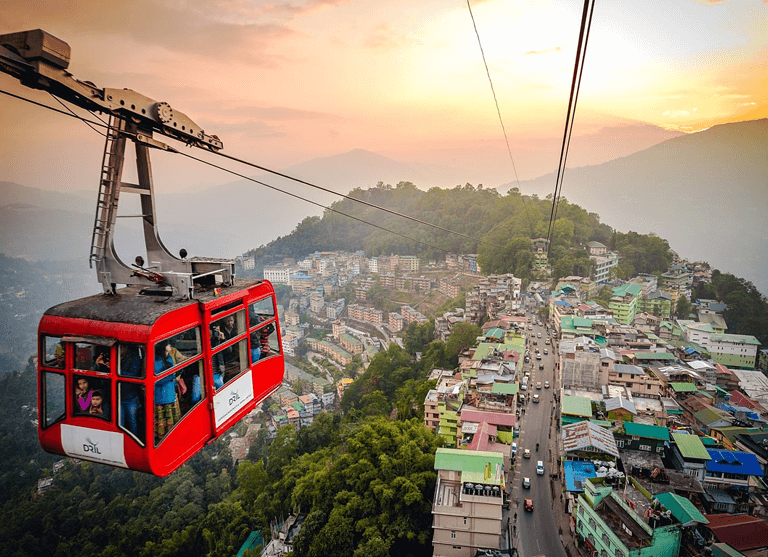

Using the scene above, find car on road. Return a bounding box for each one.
[544,381,550,388]
[536,381,542,390]
[523,477,531,489]
[539,363,544,370]
[523,448,531,459]
[543,348,548,355]
[537,332,542,338]
[536,354,541,360]
[533,394,540,403]
[545,338,550,345]
[511,442,518,456]
[537,461,544,475]
[524,498,534,512]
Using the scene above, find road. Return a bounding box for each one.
[511,319,567,557]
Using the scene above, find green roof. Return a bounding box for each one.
[710,543,747,557]
[590,419,612,428]
[291,401,304,411]
[670,382,698,393]
[434,448,505,486]
[472,342,523,360]
[612,284,643,298]
[654,492,709,526]
[340,333,363,347]
[486,327,505,339]
[700,436,718,446]
[624,422,670,441]
[635,352,676,361]
[492,382,519,395]
[562,395,592,417]
[671,432,712,460]
[711,333,760,345]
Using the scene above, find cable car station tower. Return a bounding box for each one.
[0,29,234,299]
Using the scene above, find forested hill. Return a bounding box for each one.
[246,181,673,281]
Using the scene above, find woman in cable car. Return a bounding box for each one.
[37,279,283,477]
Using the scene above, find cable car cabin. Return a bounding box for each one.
[37,279,283,476]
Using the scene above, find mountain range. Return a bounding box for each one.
[0,119,765,293]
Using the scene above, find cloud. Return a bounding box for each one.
[522,46,563,56]
[2,0,297,66]
[662,109,692,117]
[363,23,421,50]
[258,0,356,18]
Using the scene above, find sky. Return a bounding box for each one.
[1,0,766,194]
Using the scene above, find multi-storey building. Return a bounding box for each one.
[439,278,461,299]
[339,333,364,355]
[389,312,404,332]
[592,252,619,283]
[608,364,662,397]
[398,255,420,272]
[402,305,428,325]
[708,333,759,369]
[310,291,325,314]
[574,480,683,557]
[609,283,642,325]
[264,264,293,285]
[431,448,505,557]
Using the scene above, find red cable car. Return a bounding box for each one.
[39,281,283,476]
[0,30,284,475]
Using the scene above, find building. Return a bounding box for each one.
[586,241,608,257]
[561,350,606,389]
[702,514,768,557]
[440,278,461,299]
[290,273,314,293]
[609,364,662,397]
[310,291,325,314]
[575,480,683,557]
[638,290,673,319]
[709,334,760,369]
[614,422,670,455]
[669,432,712,483]
[339,333,364,355]
[592,252,619,283]
[609,284,643,325]
[561,420,620,459]
[389,312,404,332]
[398,255,420,272]
[263,264,293,285]
[432,448,505,557]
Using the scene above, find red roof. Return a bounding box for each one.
[704,514,768,551]
[461,408,516,427]
[728,390,757,409]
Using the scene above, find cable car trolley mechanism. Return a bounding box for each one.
[0,29,284,476]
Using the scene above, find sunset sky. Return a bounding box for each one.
[1,0,766,193]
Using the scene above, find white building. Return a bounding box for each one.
[263,264,292,285]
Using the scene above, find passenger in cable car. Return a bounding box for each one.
[88,390,109,418]
[75,377,94,414]
[250,331,261,362]
[119,344,144,437]
[93,346,110,373]
[154,342,182,442]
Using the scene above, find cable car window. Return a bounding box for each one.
[74,343,111,373]
[42,371,65,429]
[250,321,278,362]
[249,298,276,327]
[118,382,145,444]
[210,310,246,349]
[42,336,65,369]
[212,338,248,389]
[117,343,145,378]
[154,359,204,445]
[154,327,201,370]
[179,360,206,410]
[73,374,111,420]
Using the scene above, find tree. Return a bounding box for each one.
[675,295,692,319]
[445,323,482,366]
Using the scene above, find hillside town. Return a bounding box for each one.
[230,242,768,557]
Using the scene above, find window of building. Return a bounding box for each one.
[603,533,610,547]
[589,518,596,530]
[463,517,467,525]
[451,531,456,539]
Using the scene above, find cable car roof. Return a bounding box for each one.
[44,279,268,326]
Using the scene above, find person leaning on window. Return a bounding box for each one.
[153,342,183,442]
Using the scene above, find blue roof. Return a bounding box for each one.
[705,449,763,476]
[563,460,597,492]
[554,300,571,306]
[716,403,763,422]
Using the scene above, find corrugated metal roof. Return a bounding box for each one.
[654,492,708,526]
[671,432,712,460]
[706,449,763,476]
[561,420,619,457]
[624,422,669,441]
[460,408,516,427]
[434,448,505,486]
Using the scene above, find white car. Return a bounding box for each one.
[512,442,518,455]
[533,394,540,403]
[537,461,544,475]
[524,449,531,459]
[523,477,531,489]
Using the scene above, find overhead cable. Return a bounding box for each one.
[466,0,522,191]
[546,0,596,257]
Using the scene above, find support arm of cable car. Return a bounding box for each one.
[0,29,233,299]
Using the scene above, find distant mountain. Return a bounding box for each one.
[498,119,768,293]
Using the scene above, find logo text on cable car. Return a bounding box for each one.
[83,438,101,454]
[228,389,240,406]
